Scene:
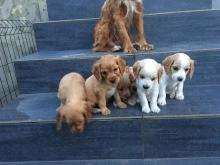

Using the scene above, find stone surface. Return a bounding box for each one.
[0,0,48,22]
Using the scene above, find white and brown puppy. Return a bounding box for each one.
[85,55,127,115]
[158,53,195,106]
[93,0,153,53]
[56,72,92,134]
[133,59,163,113]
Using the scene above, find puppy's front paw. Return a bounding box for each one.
[101,108,111,115]
[117,102,127,109]
[170,92,176,99]
[157,97,166,106]
[176,94,184,100]
[124,46,137,54]
[151,106,160,113]
[142,106,151,113]
[140,43,154,51]
[128,97,137,106]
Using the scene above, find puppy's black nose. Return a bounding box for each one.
[110,79,116,84]
[143,85,149,89]
[177,77,183,82]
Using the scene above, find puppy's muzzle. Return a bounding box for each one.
[143,85,150,90]
[177,77,183,82]
[109,77,117,84]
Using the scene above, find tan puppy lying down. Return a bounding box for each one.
[56,72,92,133]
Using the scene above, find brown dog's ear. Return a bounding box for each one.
[189,59,195,79]
[127,67,135,81]
[162,55,175,75]
[157,65,163,83]
[56,109,64,131]
[92,61,101,81]
[83,109,92,123]
[82,102,93,123]
[116,56,126,74]
[133,61,141,78]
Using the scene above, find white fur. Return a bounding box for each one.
[158,53,191,106]
[136,59,160,113]
[107,87,116,99]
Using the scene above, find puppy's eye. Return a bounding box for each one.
[151,77,156,81]
[140,75,145,79]
[185,68,189,72]
[114,67,118,72]
[173,66,179,71]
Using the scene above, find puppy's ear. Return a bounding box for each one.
[128,67,135,81]
[92,61,101,81]
[133,61,141,78]
[83,109,92,123]
[189,59,195,79]
[162,55,175,75]
[83,102,93,123]
[116,56,126,74]
[56,109,64,131]
[157,65,163,83]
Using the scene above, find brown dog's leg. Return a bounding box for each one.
[114,15,137,54]
[114,92,127,109]
[56,109,64,131]
[134,3,154,51]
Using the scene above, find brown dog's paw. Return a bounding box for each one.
[124,46,137,54]
[140,43,154,51]
[117,102,127,109]
[101,108,111,115]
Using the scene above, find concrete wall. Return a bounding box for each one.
[0,0,48,22]
[212,0,220,9]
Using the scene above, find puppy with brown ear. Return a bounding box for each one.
[85,55,127,115]
[56,72,92,133]
[134,59,163,113]
[117,66,137,106]
[158,53,195,106]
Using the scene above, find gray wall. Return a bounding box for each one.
[212,0,220,9]
[0,0,48,22]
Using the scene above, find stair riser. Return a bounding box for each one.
[47,0,212,20]
[34,10,220,51]
[15,55,135,94]
[0,119,142,162]
[1,118,220,162]
[15,51,220,94]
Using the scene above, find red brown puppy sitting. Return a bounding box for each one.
[86,55,127,115]
[56,72,92,133]
[117,66,137,106]
[93,0,154,53]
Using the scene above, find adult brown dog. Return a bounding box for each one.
[56,72,92,133]
[85,55,127,115]
[93,0,154,53]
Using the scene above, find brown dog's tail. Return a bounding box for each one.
[56,108,64,131]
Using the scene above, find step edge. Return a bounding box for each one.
[34,9,219,24]
[15,47,220,62]
[2,113,220,126]
[1,156,220,164]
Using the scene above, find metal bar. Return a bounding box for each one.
[0,20,37,107]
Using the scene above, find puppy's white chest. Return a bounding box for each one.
[106,87,116,98]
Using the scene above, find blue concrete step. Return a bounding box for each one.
[34,10,220,51]
[15,49,220,94]
[0,111,220,161]
[47,0,212,20]
[1,157,220,165]
[1,84,220,123]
